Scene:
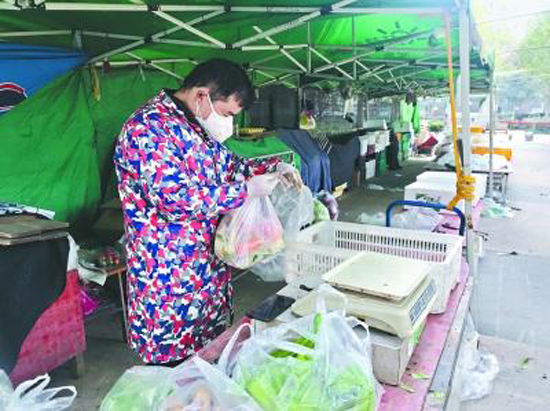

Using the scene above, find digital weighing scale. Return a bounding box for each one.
[292,252,437,338]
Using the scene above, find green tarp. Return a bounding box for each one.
[0,67,179,235]
[224,135,302,170]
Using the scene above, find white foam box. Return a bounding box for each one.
[251,283,425,386]
[365,159,376,180]
[415,171,488,199]
[359,133,377,156]
[375,130,390,152]
[404,181,480,213]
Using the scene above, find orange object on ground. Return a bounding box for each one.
[472,146,513,161]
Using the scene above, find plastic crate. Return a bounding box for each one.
[286,221,463,314]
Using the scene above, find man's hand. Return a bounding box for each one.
[246,173,280,198]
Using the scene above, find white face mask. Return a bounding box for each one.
[196,94,234,143]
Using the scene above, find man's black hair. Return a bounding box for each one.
[181,58,255,109]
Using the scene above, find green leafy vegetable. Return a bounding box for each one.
[399,384,415,393]
[412,372,430,380]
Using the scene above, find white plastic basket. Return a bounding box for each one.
[285,221,463,314]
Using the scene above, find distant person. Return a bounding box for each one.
[387,130,402,170]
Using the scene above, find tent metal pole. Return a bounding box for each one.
[459,3,476,274]
[231,6,317,13]
[153,11,225,48]
[252,26,307,72]
[307,22,312,73]
[41,3,443,15]
[250,67,291,87]
[252,52,289,66]
[87,9,224,64]
[332,7,443,15]
[488,76,495,199]
[356,61,385,82]
[0,30,71,37]
[241,44,307,51]
[232,0,357,48]
[82,31,142,41]
[314,30,435,73]
[126,52,183,80]
[156,38,220,48]
[387,67,433,82]
[252,65,349,81]
[44,3,224,12]
[352,16,357,79]
[360,55,448,66]
[260,73,294,87]
[310,48,354,80]
[94,58,195,67]
[73,30,83,49]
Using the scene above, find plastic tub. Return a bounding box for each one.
[286,221,463,314]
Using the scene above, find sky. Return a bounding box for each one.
[473,0,550,49]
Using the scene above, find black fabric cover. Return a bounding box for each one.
[0,237,69,373]
[247,97,271,129]
[328,136,360,187]
[277,129,332,194]
[259,86,299,129]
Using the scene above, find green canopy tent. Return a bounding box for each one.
[0,0,491,238]
[0,0,490,93]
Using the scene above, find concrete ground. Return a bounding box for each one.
[51,133,550,410]
[462,133,550,410]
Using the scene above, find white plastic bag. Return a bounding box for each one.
[0,371,76,411]
[392,207,443,231]
[162,357,261,411]
[226,285,382,411]
[458,316,500,402]
[250,184,313,282]
[100,366,176,411]
[215,196,285,269]
[481,198,514,219]
[101,359,261,411]
[357,212,386,226]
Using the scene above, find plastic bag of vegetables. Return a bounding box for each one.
[250,183,314,282]
[215,196,284,269]
[100,366,175,411]
[221,285,382,411]
[100,357,261,411]
[161,357,261,411]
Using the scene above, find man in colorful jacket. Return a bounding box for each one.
[115,58,300,365]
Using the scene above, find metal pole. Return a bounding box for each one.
[352,16,357,79]
[488,78,495,199]
[307,22,312,73]
[459,3,476,273]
